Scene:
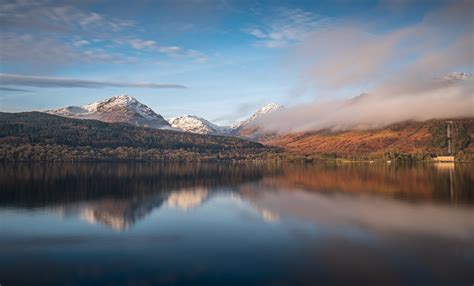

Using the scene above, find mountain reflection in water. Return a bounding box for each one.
[0,162,473,285]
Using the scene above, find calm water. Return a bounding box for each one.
[0,162,473,285]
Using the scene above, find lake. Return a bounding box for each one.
[0,162,473,285]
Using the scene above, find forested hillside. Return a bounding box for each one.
[0,112,278,162]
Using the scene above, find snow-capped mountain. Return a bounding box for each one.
[233,103,284,130]
[230,103,285,139]
[443,72,471,81]
[168,103,284,136]
[168,115,229,135]
[46,97,284,137]
[46,95,171,129]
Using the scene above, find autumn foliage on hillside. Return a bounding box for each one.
[264,118,474,160]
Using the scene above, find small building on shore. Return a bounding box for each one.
[433,155,455,162]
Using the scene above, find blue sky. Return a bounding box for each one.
[0,0,470,125]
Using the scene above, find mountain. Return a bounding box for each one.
[443,72,471,81]
[232,103,285,139]
[168,115,230,135]
[46,95,171,129]
[168,103,284,136]
[264,118,474,160]
[46,97,285,137]
[234,103,284,130]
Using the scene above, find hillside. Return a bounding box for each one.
[0,112,277,162]
[2,112,472,162]
[264,118,474,161]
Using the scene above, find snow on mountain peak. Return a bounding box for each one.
[256,103,284,114]
[168,115,225,134]
[46,96,284,135]
[46,95,170,129]
[443,72,471,81]
[234,103,284,129]
[81,94,136,112]
[108,94,137,105]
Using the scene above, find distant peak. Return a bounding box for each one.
[117,94,133,99]
[443,72,471,81]
[45,94,170,128]
[264,103,282,108]
[253,103,284,117]
[258,103,283,112]
[168,114,222,134]
[233,103,284,129]
[108,94,137,104]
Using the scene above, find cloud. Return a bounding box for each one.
[0,0,137,69]
[0,0,133,33]
[115,39,208,62]
[0,87,32,92]
[254,1,474,133]
[124,39,160,51]
[159,46,182,54]
[0,33,136,68]
[290,1,474,92]
[0,0,208,69]
[258,80,473,133]
[116,39,182,55]
[186,49,209,63]
[73,40,90,47]
[0,74,187,89]
[245,7,330,48]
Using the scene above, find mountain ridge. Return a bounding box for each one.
[46,95,285,136]
[47,95,171,129]
[232,103,284,130]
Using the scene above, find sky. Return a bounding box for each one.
[0,0,472,126]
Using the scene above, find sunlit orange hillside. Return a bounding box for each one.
[263,118,474,159]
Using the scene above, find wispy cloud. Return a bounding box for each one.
[0,87,32,92]
[245,7,330,48]
[0,0,133,33]
[118,39,174,52]
[186,49,209,63]
[114,38,208,63]
[0,0,208,68]
[0,74,187,89]
[73,40,90,47]
[0,33,137,67]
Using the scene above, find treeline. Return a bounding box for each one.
[0,112,282,162]
[0,143,284,162]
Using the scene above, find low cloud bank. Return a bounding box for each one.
[258,80,473,133]
[258,1,474,133]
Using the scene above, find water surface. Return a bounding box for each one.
[1,163,473,285]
